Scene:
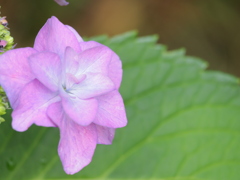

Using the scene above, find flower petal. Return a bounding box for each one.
[63,47,80,75]
[79,41,102,51]
[54,0,69,6]
[59,121,97,174]
[34,16,81,57]
[108,53,123,89]
[28,52,62,92]
[94,90,127,128]
[76,46,113,76]
[79,41,122,89]
[65,73,86,91]
[46,102,63,126]
[47,103,97,174]
[0,48,36,108]
[60,92,98,126]
[71,73,115,99]
[96,125,115,145]
[66,25,84,43]
[12,80,60,132]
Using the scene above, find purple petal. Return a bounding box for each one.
[47,102,97,174]
[79,41,122,89]
[34,16,81,57]
[47,102,63,126]
[12,80,60,132]
[71,73,115,99]
[63,47,80,75]
[108,53,123,89]
[66,25,84,43]
[28,52,62,92]
[65,73,86,90]
[59,121,97,174]
[76,46,113,76]
[96,125,115,145]
[60,92,98,126]
[94,91,127,128]
[54,0,69,6]
[79,41,102,51]
[0,48,36,108]
[47,101,64,127]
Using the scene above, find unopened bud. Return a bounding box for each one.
[0,16,13,123]
[0,17,15,54]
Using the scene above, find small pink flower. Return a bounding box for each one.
[0,16,127,174]
[54,0,69,6]
[0,40,7,52]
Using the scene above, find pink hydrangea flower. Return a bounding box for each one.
[0,16,127,174]
[54,0,69,6]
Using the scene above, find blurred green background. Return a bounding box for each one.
[1,0,240,76]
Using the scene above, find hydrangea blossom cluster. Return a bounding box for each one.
[0,16,127,174]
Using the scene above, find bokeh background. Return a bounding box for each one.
[1,0,240,76]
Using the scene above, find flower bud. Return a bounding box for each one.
[0,16,14,123]
[0,17,15,54]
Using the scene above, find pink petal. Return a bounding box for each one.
[76,46,113,76]
[79,41,102,51]
[12,80,60,132]
[28,52,62,92]
[34,16,81,57]
[63,47,80,76]
[96,125,115,145]
[79,41,122,89]
[108,53,123,89]
[47,101,65,127]
[0,48,36,108]
[46,102,63,126]
[59,121,97,174]
[60,91,98,126]
[94,91,127,128]
[66,25,84,43]
[71,73,115,99]
[47,103,97,174]
[65,73,86,90]
[54,0,69,6]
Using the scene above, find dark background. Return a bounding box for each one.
[1,0,240,76]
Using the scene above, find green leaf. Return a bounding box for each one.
[1,31,240,180]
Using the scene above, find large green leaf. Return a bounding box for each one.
[1,32,240,180]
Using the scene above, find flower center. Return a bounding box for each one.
[62,73,86,94]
